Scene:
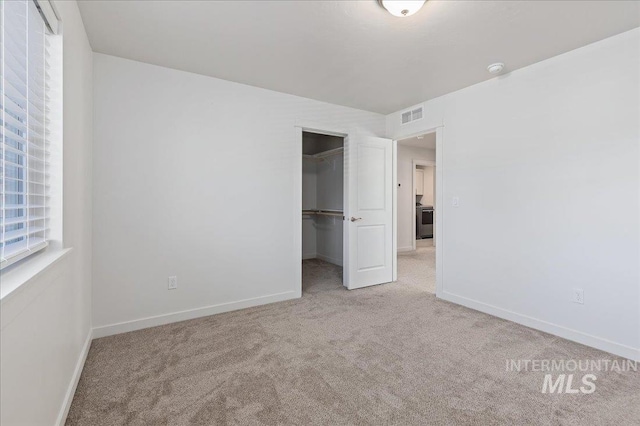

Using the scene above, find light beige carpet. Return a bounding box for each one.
[398,244,436,293]
[67,256,639,425]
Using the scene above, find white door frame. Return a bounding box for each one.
[412,159,436,251]
[393,126,444,297]
[294,122,349,298]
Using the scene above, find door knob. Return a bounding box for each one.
[350,217,362,222]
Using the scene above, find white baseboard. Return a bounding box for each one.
[439,291,640,362]
[92,291,299,339]
[316,253,343,266]
[397,246,414,253]
[302,253,317,260]
[56,329,93,426]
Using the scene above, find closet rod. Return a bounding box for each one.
[302,209,344,218]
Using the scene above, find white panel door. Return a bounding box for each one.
[345,135,393,290]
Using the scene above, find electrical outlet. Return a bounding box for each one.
[168,276,178,290]
[572,288,584,304]
[452,196,460,207]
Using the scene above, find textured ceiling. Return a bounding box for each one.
[78,1,640,114]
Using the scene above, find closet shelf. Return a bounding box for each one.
[302,209,344,218]
[302,147,344,162]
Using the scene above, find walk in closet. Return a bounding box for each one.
[302,132,345,270]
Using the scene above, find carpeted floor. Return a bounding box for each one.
[67,252,640,425]
[398,241,436,293]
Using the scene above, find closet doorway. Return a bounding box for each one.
[301,131,346,293]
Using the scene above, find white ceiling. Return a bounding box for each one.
[398,133,436,150]
[77,1,640,114]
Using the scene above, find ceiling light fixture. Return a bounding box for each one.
[487,63,505,74]
[379,0,426,18]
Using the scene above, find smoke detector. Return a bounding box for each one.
[487,63,505,74]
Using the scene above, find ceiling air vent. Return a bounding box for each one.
[401,106,423,125]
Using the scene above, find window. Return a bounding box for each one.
[1,0,59,269]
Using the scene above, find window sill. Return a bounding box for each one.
[0,247,72,302]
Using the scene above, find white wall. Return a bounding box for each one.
[302,160,317,259]
[387,28,640,360]
[0,1,93,424]
[92,54,385,335]
[316,153,344,265]
[302,160,317,210]
[420,165,435,207]
[397,145,435,251]
[302,153,343,265]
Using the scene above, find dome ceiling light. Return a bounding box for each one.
[379,0,427,18]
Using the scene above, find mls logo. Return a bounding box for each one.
[542,374,597,394]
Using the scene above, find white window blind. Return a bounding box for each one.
[1,0,53,269]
